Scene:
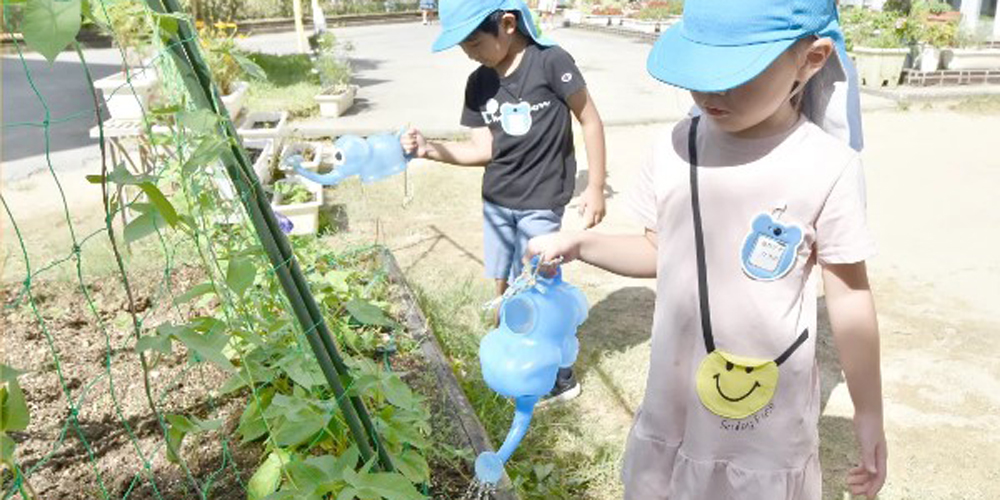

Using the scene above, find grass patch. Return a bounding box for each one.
[246,52,322,118]
[950,95,1000,115]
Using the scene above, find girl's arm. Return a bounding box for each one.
[401,126,493,167]
[822,261,887,500]
[526,229,657,278]
[567,89,607,228]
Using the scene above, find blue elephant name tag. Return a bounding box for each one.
[741,213,803,281]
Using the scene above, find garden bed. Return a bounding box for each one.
[0,266,260,499]
[0,247,516,499]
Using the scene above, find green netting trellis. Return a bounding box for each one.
[1,0,434,498]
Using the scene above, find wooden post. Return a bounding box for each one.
[293,0,307,53]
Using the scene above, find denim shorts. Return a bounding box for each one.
[483,200,564,282]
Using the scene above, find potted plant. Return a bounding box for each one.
[244,137,277,184]
[279,141,326,174]
[270,178,323,236]
[842,7,910,87]
[314,53,357,118]
[237,110,290,140]
[925,0,961,23]
[201,23,266,119]
[90,0,159,120]
[913,17,958,72]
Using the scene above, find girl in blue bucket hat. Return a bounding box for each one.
[527,0,887,498]
[401,1,609,405]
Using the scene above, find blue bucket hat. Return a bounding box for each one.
[649,0,864,151]
[432,0,554,52]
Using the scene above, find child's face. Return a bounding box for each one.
[459,14,520,68]
[690,38,833,137]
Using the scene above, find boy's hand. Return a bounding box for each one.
[579,186,606,229]
[847,411,887,499]
[525,232,582,273]
[401,127,428,158]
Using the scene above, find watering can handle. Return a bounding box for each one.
[397,126,416,163]
[530,255,563,283]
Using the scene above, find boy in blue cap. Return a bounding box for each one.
[402,0,608,402]
[527,0,887,498]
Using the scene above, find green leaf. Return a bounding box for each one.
[156,13,179,39]
[326,444,360,482]
[135,333,172,355]
[233,53,268,81]
[137,183,179,226]
[335,487,358,500]
[165,425,186,463]
[149,104,183,115]
[264,394,329,448]
[123,211,166,245]
[284,460,326,495]
[182,136,228,175]
[226,257,256,297]
[164,324,235,372]
[178,109,219,133]
[277,352,326,388]
[88,162,155,186]
[248,450,291,500]
[0,365,23,384]
[346,470,425,500]
[174,282,216,305]
[1,434,15,464]
[22,0,82,63]
[1,380,31,432]
[382,376,416,410]
[392,449,430,484]
[237,391,274,443]
[345,299,397,329]
[533,462,554,482]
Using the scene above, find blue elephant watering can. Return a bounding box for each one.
[475,259,589,485]
[284,130,413,186]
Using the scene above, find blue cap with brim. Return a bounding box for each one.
[647,0,839,92]
[432,0,554,53]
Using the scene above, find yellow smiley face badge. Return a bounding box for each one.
[696,351,779,420]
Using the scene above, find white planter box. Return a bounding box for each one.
[271,178,323,236]
[220,81,250,120]
[315,85,358,118]
[565,9,583,24]
[244,138,277,184]
[279,141,325,174]
[93,69,159,120]
[583,15,623,26]
[237,110,289,140]
[942,48,1000,70]
[852,47,909,87]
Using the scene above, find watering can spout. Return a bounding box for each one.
[285,154,350,186]
[475,395,538,485]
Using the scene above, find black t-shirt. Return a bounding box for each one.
[461,44,586,210]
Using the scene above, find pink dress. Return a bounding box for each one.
[622,117,875,500]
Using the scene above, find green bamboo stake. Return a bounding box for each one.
[145,0,393,471]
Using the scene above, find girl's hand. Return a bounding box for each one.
[525,232,583,271]
[847,411,888,499]
[578,186,606,229]
[401,127,428,158]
